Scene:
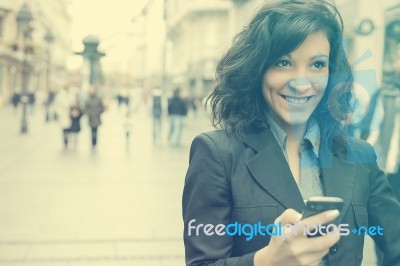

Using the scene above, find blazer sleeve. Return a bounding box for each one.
[367,145,400,266]
[182,133,256,266]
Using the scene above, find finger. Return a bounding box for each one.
[300,209,340,227]
[292,234,340,264]
[307,230,341,250]
[274,208,302,225]
[290,210,339,238]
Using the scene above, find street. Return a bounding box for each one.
[0,103,377,266]
[0,103,212,266]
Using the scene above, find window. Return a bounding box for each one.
[0,16,3,38]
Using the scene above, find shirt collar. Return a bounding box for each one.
[303,117,320,157]
[265,113,320,157]
[265,113,287,151]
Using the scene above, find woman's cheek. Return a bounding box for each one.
[264,71,289,92]
[311,75,329,93]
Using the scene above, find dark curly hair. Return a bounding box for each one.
[206,0,353,145]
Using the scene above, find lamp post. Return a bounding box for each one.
[44,30,54,122]
[16,4,33,133]
[75,35,105,88]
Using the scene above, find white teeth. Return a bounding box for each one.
[283,96,309,104]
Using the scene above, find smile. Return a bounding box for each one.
[280,95,313,104]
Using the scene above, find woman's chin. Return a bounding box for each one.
[282,114,312,127]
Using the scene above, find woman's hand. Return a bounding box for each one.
[254,208,340,266]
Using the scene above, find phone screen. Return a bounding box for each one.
[301,197,343,237]
[301,196,344,220]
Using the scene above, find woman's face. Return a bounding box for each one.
[262,32,330,130]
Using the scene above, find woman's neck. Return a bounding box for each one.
[266,111,308,152]
[285,123,307,152]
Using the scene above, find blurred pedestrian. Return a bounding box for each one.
[167,88,187,146]
[85,86,105,149]
[372,49,400,200]
[54,86,73,148]
[122,87,130,108]
[117,87,130,110]
[124,110,133,147]
[350,91,382,141]
[27,90,35,113]
[11,92,20,113]
[152,87,163,144]
[69,95,84,150]
[45,90,57,121]
[116,90,123,108]
[191,97,202,118]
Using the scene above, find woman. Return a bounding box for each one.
[182,1,400,265]
[85,86,105,149]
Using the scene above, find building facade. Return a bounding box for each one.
[165,0,233,98]
[133,0,166,98]
[0,0,72,107]
[336,0,400,86]
[137,0,399,99]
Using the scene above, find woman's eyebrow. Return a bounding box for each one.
[278,54,292,60]
[310,54,329,60]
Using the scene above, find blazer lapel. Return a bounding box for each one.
[244,128,305,213]
[320,141,356,224]
[243,128,357,222]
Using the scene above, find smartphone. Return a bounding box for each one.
[301,196,344,220]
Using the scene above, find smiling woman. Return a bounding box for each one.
[262,33,330,133]
[182,0,400,266]
[262,32,331,183]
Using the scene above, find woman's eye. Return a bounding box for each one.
[311,61,328,70]
[275,60,292,68]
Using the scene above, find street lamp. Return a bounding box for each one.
[75,35,106,88]
[16,4,33,133]
[44,30,54,122]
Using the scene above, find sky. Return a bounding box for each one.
[67,0,146,72]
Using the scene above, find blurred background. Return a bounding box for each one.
[0,0,399,265]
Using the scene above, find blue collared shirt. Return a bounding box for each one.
[265,114,324,200]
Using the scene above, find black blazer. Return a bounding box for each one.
[182,128,400,266]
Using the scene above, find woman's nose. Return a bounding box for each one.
[287,78,314,96]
